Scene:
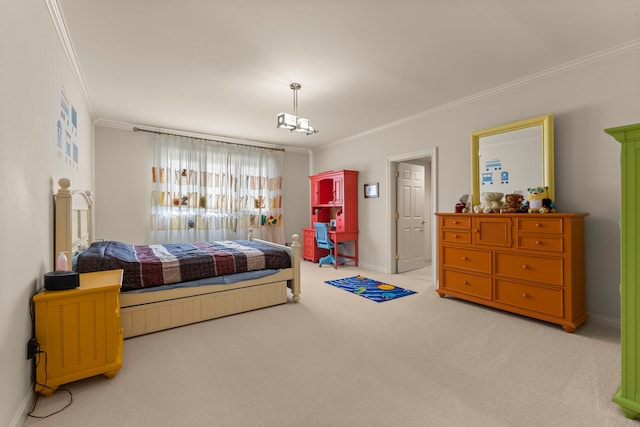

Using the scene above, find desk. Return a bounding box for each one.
[329,230,358,269]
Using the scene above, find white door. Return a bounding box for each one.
[396,162,426,273]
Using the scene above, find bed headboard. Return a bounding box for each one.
[55,178,92,270]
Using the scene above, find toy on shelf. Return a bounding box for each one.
[455,194,471,213]
[523,186,556,213]
[473,191,504,214]
[500,193,525,213]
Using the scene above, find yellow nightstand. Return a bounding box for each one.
[33,269,124,396]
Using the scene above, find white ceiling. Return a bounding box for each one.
[57,0,640,149]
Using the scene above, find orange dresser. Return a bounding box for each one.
[435,213,588,332]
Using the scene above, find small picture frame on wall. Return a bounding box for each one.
[364,183,379,198]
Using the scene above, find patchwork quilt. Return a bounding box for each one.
[76,240,291,292]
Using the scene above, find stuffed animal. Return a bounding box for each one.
[500,193,525,213]
[455,194,471,213]
[525,186,556,213]
[473,191,504,214]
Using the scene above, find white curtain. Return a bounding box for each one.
[150,133,285,244]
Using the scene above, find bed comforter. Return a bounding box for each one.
[76,240,291,292]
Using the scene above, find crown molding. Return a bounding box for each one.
[327,38,640,148]
[45,0,96,119]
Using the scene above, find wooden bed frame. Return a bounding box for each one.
[55,178,301,338]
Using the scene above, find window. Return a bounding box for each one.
[150,133,285,244]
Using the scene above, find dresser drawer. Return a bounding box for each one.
[495,279,563,317]
[442,269,491,300]
[303,229,315,246]
[516,217,564,234]
[441,216,471,229]
[494,252,563,286]
[442,246,491,273]
[516,234,564,253]
[442,230,471,244]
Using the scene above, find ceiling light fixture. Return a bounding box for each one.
[276,83,318,135]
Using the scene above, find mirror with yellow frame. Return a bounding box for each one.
[471,114,554,208]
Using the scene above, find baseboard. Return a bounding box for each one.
[587,312,620,330]
[357,262,386,273]
[10,389,34,427]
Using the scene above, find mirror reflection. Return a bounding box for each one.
[471,114,554,207]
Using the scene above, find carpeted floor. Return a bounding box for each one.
[22,261,633,427]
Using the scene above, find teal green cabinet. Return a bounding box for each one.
[606,123,640,419]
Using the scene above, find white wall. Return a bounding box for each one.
[94,128,153,244]
[281,149,311,244]
[1,1,95,425]
[94,126,311,246]
[312,48,640,324]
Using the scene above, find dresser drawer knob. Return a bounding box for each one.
[453,220,458,224]
[462,280,468,285]
[535,240,541,245]
[453,234,458,238]
[522,264,528,269]
[522,293,529,298]
[535,223,541,227]
[462,256,468,261]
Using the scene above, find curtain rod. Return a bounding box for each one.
[132,126,285,152]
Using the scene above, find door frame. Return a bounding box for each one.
[387,148,438,285]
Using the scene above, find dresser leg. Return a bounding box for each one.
[562,324,576,333]
[620,407,640,420]
[35,384,57,397]
[613,388,640,419]
[103,369,120,379]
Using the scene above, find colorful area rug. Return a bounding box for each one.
[325,275,416,303]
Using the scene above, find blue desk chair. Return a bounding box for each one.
[314,222,345,267]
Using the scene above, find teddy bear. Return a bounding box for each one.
[500,193,525,213]
[455,193,471,213]
[473,191,504,213]
[524,186,556,213]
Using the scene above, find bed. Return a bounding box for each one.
[54,177,301,338]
